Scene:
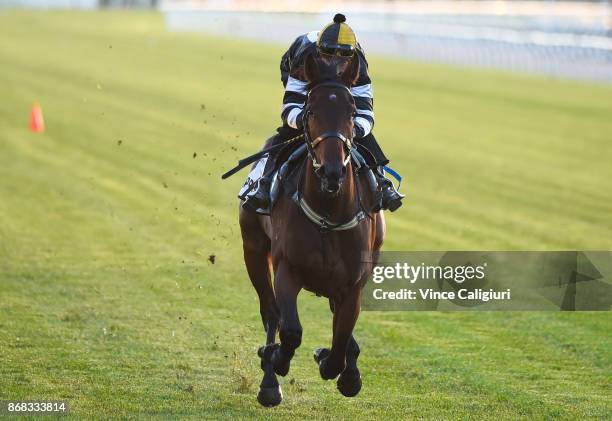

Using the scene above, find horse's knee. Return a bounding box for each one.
[279,328,302,353]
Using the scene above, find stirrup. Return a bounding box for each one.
[384,192,404,212]
[377,177,404,212]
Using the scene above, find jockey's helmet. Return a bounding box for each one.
[317,14,357,58]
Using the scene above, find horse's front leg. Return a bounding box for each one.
[271,261,302,377]
[336,335,361,397]
[323,299,362,397]
[315,287,362,380]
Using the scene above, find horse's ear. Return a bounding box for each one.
[342,55,360,87]
[304,53,319,83]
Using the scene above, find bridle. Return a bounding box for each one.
[302,81,355,172]
[291,80,369,232]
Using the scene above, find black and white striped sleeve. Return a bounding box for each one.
[281,76,308,129]
[352,50,374,137]
[352,84,374,137]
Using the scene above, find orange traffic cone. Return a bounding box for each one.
[30,104,45,133]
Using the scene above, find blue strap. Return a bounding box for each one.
[383,165,402,189]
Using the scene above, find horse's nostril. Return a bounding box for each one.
[326,182,340,193]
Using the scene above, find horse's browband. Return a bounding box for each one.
[307,81,352,98]
[310,131,351,149]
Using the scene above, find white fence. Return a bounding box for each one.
[162,0,612,84]
[3,0,610,82]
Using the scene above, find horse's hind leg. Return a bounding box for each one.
[240,209,276,329]
[239,209,281,406]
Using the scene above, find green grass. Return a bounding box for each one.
[0,10,611,420]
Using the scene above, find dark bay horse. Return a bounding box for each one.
[239,53,385,407]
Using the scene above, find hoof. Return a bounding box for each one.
[272,351,291,377]
[314,348,342,380]
[313,348,331,364]
[257,386,282,407]
[337,369,362,397]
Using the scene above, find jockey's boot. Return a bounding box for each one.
[242,142,280,214]
[242,127,298,214]
[242,176,272,213]
[375,166,404,212]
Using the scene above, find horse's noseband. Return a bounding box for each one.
[305,126,352,171]
[303,81,355,172]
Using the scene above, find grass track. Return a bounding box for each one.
[0,11,611,420]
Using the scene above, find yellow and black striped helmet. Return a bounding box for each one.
[317,14,357,57]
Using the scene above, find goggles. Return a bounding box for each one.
[317,42,355,58]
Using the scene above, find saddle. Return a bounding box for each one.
[237,139,303,210]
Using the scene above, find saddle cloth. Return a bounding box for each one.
[238,156,268,201]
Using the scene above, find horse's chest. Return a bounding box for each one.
[285,236,365,295]
[305,252,351,278]
[271,202,372,296]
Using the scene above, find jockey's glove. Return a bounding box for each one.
[296,111,305,130]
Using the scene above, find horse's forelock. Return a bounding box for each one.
[308,83,353,111]
[305,54,352,91]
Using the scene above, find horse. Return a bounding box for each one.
[239,52,385,407]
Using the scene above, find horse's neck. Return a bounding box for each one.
[301,161,359,222]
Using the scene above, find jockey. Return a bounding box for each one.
[243,13,404,213]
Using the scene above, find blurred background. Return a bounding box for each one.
[4,0,612,82]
